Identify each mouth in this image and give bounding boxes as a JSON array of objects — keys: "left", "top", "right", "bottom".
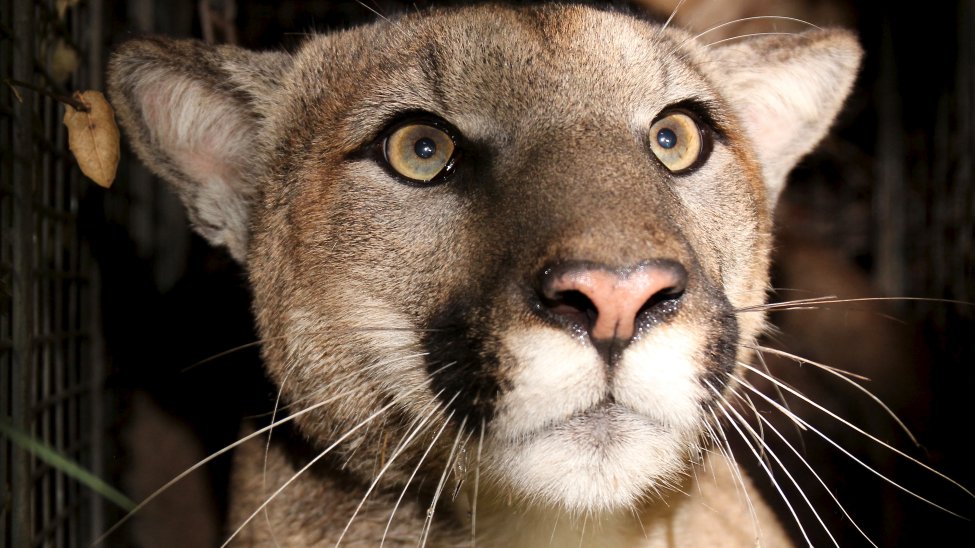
[
  {"left": 505, "top": 399, "right": 665, "bottom": 444},
  {"left": 484, "top": 396, "right": 691, "bottom": 513}
]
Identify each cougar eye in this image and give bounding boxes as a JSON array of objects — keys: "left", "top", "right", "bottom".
[
  {"left": 648, "top": 112, "right": 705, "bottom": 173},
  {"left": 384, "top": 122, "right": 456, "bottom": 183}
]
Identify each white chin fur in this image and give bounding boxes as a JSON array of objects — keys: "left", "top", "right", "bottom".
[
  {"left": 487, "top": 406, "right": 689, "bottom": 512},
  {"left": 487, "top": 325, "right": 706, "bottom": 512}
]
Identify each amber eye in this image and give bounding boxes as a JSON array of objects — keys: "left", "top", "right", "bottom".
[
  {"left": 384, "top": 123, "right": 456, "bottom": 183},
  {"left": 648, "top": 112, "right": 704, "bottom": 173}
]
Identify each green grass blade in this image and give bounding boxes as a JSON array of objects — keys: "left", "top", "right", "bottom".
[{"left": 0, "top": 420, "right": 135, "bottom": 511}]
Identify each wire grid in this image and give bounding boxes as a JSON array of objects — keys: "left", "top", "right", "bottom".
[{"left": 1, "top": 0, "right": 107, "bottom": 546}]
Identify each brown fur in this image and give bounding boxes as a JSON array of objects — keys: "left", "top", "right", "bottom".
[{"left": 108, "top": 3, "right": 861, "bottom": 545}]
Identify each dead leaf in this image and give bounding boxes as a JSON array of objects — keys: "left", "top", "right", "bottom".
[{"left": 63, "top": 91, "right": 120, "bottom": 188}]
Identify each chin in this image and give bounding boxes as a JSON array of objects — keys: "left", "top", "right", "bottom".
[{"left": 485, "top": 404, "right": 696, "bottom": 514}]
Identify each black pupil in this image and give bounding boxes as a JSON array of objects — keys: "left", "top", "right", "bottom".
[
  {"left": 414, "top": 137, "right": 436, "bottom": 159},
  {"left": 657, "top": 128, "right": 677, "bottom": 149}
]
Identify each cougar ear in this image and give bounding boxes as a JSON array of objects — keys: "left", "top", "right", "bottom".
[
  {"left": 706, "top": 30, "right": 862, "bottom": 205},
  {"left": 108, "top": 38, "right": 292, "bottom": 262}
]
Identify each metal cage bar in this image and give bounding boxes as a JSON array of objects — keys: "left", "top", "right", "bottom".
[{"left": 1, "top": 0, "right": 107, "bottom": 546}]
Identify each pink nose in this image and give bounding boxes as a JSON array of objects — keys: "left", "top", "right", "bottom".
[{"left": 539, "top": 261, "right": 687, "bottom": 342}]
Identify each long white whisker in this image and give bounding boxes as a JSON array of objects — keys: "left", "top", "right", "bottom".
[
  {"left": 221, "top": 390, "right": 423, "bottom": 547},
  {"left": 420, "top": 416, "right": 468, "bottom": 547},
  {"left": 738, "top": 296, "right": 974, "bottom": 313},
  {"left": 380, "top": 406, "right": 457, "bottom": 547},
  {"left": 182, "top": 327, "right": 440, "bottom": 374},
  {"left": 733, "top": 380, "right": 770, "bottom": 465},
  {"left": 578, "top": 514, "right": 588, "bottom": 548},
  {"left": 690, "top": 15, "right": 820, "bottom": 43},
  {"left": 262, "top": 362, "right": 298, "bottom": 548},
  {"left": 749, "top": 344, "right": 918, "bottom": 445},
  {"left": 714, "top": 383, "right": 840, "bottom": 547},
  {"left": 702, "top": 32, "right": 796, "bottom": 48},
  {"left": 282, "top": 352, "right": 431, "bottom": 413},
  {"left": 728, "top": 384, "right": 879, "bottom": 547},
  {"left": 335, "top": 391, "right": 452, "bottom": 547},
  {"left": 354, "top": 0, "right": 409, "bottom": 39},
  {"left": 707, "top": 398, "right": 814, "bottom": 546},
  {"left": 548, "top": 508, "right": 562, "bottom": 546},
  {"left": 736, "top": 295, "right": 839, "bottom": 313},
  {"left": 470, "top": 418, "right": 485, "bottom": 547},
  {"left": 749, "top": 344, "right": 870, "bottom": 381},
  {"left": 92, "top": 391, "right": 350, "bottom": 546},
  {"left": 738, "top": 366, "right": 973, "bottom": 514},
  {"left": 660, "top": 0, "right": 689, "bottom": 31},
  {"left": 668, "top": 15, "right": 820, "bottom": 60},
  {"left": 181, "top": 338, "right": 275, "bottom": 372},
  {"left": 701, "top": 410, "right": 760, "bottom": 538},
  {"left": 753, "top": 349, "right": 808, "bottom": 455}
]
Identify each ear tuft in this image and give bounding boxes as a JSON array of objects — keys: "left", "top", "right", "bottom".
[
  {"left": 108, "top": 38, "right": 291, "bottom": 262},
  {"left": 705, "top": 30, "right": 863, "bottom": 204}
]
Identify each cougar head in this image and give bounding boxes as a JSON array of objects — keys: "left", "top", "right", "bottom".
[{"left": 109, "top": 2, "right": 861, "bottom": 516}]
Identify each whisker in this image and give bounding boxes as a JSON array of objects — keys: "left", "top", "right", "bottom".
[
  {"left": 667, "top": 14, "right": 820, "bottom": 61},
  {"left": 689, "top": 15, "right": 820, "bottom": 43},
  {"left": 701, "top": 412, "right": 760, "bottom": 535},
  {"left": 262, "top": 362, "right": 298, "bottom": 548},
  {"left": 335, "top": 392, "right": 450, "bottom": 547},
  {"left": 420, "top": 416, "right": 469, "bottom": 547},
  {"left": 577, "top": 513, "right": 588, "bottom": 548},
  {"left": 91, "top": 392, "right": 349, "bottom": 546},
  {"left": 715, "top": 383, "right": 840, "bottom": 547},
  {"left": 738, "top": 295, "right": 974, "bottom": 314},
  {"left": 753, "top": 349, "right": 808, "bottom": 448},
  {"left": 380, "top": 396, "right": 458, "bottom": 547},
  {"left": 270, "top": 351, "right": 431, "bottom": 415},
  {"left": 180, "top": 326, "right": 442, "bottom": 373},
  {"left": 738, "top": 366, "right": 974, "bottom": 513},
  {"left": 748, "top": 344, "right": 919, "bottom": 444},
  {"left": 748, "top": 343, "right": 870, "bottom": 381},
  {"left": 735, "top": 295, "right": 839, "bottom": 313},
  {"left": 220, "top": 378, "right": 441, "bottom": 547},
  {"left": 728, "top": 384, "right": 879, "bottom": 547},
  {"left": 660, "top": 0, "right": 689, "bottom": 31},
  {"left": 734, "top": 380, "right": 770, "bottom": 465},
  {"left": 470, "top": 418, "right": 485, "bottom": 547},
  {"left": 707, "top": 394, "right": 814, "bottom": 546},
  {"left": 354, "top": 0, "right": 409, "bottom": 39},
  {"left": 181, "top": 338, "right": 272, "bottom": 373},
  {"left": 702, "top": 32, "right": 798, "bottom": 49}
]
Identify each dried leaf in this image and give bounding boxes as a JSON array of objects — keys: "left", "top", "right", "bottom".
[{"left": 63, "top": 91, "right": 120, "bottom": 188}]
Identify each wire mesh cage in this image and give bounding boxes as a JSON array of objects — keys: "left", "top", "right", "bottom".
[{"left": 1, "top": 0, "right": 110, "bottom": 546}]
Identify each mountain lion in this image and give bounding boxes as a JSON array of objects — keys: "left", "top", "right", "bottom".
[{"left": 107, "top": 2, "right": 865, "bottom": 545}]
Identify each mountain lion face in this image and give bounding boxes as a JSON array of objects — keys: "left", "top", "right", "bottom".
[{"left": 109, "top": 2, "right": 861, "bottom": 542}]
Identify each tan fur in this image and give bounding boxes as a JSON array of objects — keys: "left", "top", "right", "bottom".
[{"left": 108, "top": 3, "right": 861, "bottom": 545}]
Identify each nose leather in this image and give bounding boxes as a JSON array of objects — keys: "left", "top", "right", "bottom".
[{"left": 538, "top": 260, "right": 688, "bottom": 367}]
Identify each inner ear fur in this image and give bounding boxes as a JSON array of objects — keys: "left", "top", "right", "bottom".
[
  {"left": 706, "top": 29, "right": 863, "bottom": 205},
  {"left": 108, "top": 38, "right": 292, "bottom": 262}
]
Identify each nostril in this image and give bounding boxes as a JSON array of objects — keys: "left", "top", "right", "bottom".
[
  {"left": 541, "top": 289, "right": 598, "bottom": 331},
  {"left": 636, "top": 284, "right": 683, "bottom": 324}
]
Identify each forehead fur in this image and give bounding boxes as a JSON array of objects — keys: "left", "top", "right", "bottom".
[{"left": 278, "top": 4, "right": 722, "bottom": 151}]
